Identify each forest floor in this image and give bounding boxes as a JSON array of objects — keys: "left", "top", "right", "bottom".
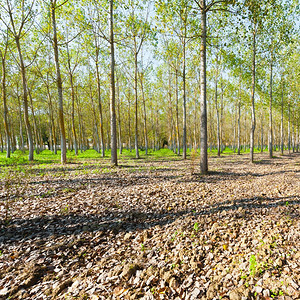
[{"left": 0, "top": 152, "right": 299, "bottom": 300}]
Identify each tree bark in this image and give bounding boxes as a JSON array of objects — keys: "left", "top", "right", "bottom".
[
  {"left": 214, "top": 52, "right": 220, "bottom": 157},
  {"left": 268, "top": 58, "right": 273, "bottom": 158},
  {"left": 182, "top": 37, "right": 187, "bottom": 159},
  {"left": 237, "top": 71, "right": 241, "bottom": 155},
  {"left": 66, "top": 45, "right": 78, "bottom": 156},
  {"left": 15, "top": 36, "right": 34, "bottom": 161},
  {"left": 1, "top": 49, "right": 10, "bottom": 158},
  {"left": 134, "top": 48, "right": 140, "bottom": 159},
  {"left": 110, "top": 0, "right": 118, "bottom": 166},
  {"left": 95, "top": 45, "right": 105, "bottom": 157},
  {"left": 175, "top": 69, "right": 180, "bottom": 155},
  {"left": 17, "top": 94, "right": 24, "bottom": 152},
  {"left": 28, "top": 89, "right": 40, "bottom": 154},
  {"left": 140, "top": 73, "right": 148, "bottom": 155},
  {"left": 288, "top": 99, "right": 291, "bottom": 154},
  {"left": 260, "top": 110, "right": 263, "bottom": 153},
  {"left": 281, "top": 80, "right": 284, "bottom": 155},
  {"left": 199, "top": 0, "right": 208, "bottom": 174},
  {"left": 250, "top": 28, "right": 256, "bottom": 163},
  {"left": 117, "top": 76, "right": 122, "bottom": 155}
]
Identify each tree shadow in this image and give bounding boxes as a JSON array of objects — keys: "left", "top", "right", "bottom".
[{"left": 1, "top": 194, "right": 298, "bottom": 245}]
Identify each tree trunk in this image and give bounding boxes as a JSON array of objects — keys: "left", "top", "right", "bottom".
[
  {"left": 47, "top": 86, "right": 57, "bottom": 154},
  {"left": 292, "top": 110, "right": 295, "bottom": 153},
  {"left": 1, "top": 49, "right": 10, "bottom": 158},
  {"left": 220, "top": 81, "right": 224, "bottom": 152},
  {"left": 182, "top": 38, "right": 187, "bottom": 159},
  {"left": 15, "top": 37, "right": 34, "bottom": 161},
  {"left": 140, "top": 73, "right": 148, "bottom": 155},
  {"left": 28, "top": 89, "right": 40, "bottom": 154},
  {"left": 110, "top": 0, "right": 118, "bottom": 166},
  {"left": 288, "top": 99, "right": 291, "bottom": 154},
  {"left": 67, "top": 46, "right": 78, "bottom": 156},
  {"left": 237, "top": 72, "right": 241, "bottom": 155},
  {"left": 193, "top": 95, "right": 197, "bottom": 150},
  {"left": 90, "top": 87, "right": 100, "bottom": 153},
  {"left": 250, "top": 28, "right": 256, "bottom": 163},
  {"left": 175, "top": 69, "right": 180, "bottom": 155},
  {"left": 233, "top": 101, "right": 237, "bottom": 152},
  {"left": 127, "top": 91, "right": 131, "bottom": 151},
  {"left": 95, "top": 46, "right": 105, "bottom": 157},
  {"left": 281, "top": 80, "right": 284, "bottom": 155},
  {"left": 117, "top": 76, "right": 122, "bottom": 155},
  {"left": 260, "top": 111, "right": 263, "bottom": 153},
  {"left": 244, "top": 109, "right": 247, "bottom": 152},
  {"left": 269, "top": 58, "right": 273, "bottom": 158},
  {"left": 51, "top": 1, "right": 67, "bottom": 164},
  {"left": 18, "top": 95, "right": 24, "bottom": 152},
  {"left": 199, "top": 1, "right": 208, "bottom": 174},
  {"left": 214, "top": 52, "right": 220, "bottom": 157},
  {"left": 134, "top": 48, "right": 139, "bottom": 159}
]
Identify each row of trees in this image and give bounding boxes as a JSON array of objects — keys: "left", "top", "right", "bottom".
[{"left": 0, "top": 0, "right": 299, "bottom": 173}]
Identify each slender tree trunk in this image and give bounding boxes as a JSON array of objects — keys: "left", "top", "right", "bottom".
[
  {"left": 155, "top": 109, "right": 159, "bottom": 150},
  {"left": 237, "top": 72, "right": 241, "bottom": 155},
  {"left": 134, "top": 48, "right": 139, "bottom": 159},
  {"left": 95, "top": 47, "right": 105, "bottom": 157},
  {"left": 214, "top": 52, "right": 220, "bottom": 157},
  {"left": 47, "top": 87, "right": 57, "bottom": 154},
  {"left": 66, "top": 47, "right": 78, "bottom": 156},
  {"left": 110, "top": 0, "right": 117, "bottom": 166},
  {"left": 244, "top": 109, "right": 247, "bottom": 152},
  {"left": 28, "top": 89, "right": 40, "bottom": 154},
  {"left": 140, "top": 73, "right": 148, "bottom": 155},
  {"left": 288, "top": 99, "right": 291, "bottom": 154},
  {"left": 11, "top": 123, "right": 16, "bottom": 153},
  {"left": 233, "top": 101, "right": 237, "bottom": 152},
  {"left": 199, "top": 1, "right": 208, "bottom": 174},
  {"left": 182, "top": 38, "right": 187, "bottom": 159},
  {"left": 90, "top": 87, "right": 100, "bottom": 153},
  {"left": 297, "top": 122, "right": 299, "bottom": 152},
  {"left": 292, "top": 110, "right": 295, "bottom": 153},
  {"left": 1, "top": 49, "right": 10, "bottom": 158},
  {"left": 250, "top": 28, "right": 256, "bottom": 163},
  {"left": 260, "top": 111, "right": 263, "bottom": 153},
  {"left": 167, "top": 68, "right": 175, "bottom": 152},
  {"left": 0, "top": 132, "right": 3, "bottom": 153},
  {"left": 220, "top": 81, "right": 224, "bottom": 152},
  {"left": 175, "top": 69, "right": 180, "bottom": 155},
  {"left": 128, "top": 93, "right": 131, "bottom": 151},
  {"left": 51, "top": 1, "right": 67, "bottom": 164},
  {"left": 117, "top": 76, "right": 122, "bottom": 155},
  {"left": 269, "top": 58, "right": 273, "bottom": 158},
  {"left": 15, "top": 37, "right": 34, "bottom": 161},
  {"left": 17, "top": 95, "right": 24, "bottom": 152},
  {"left": 193, "top": 96, "right": 197, "bottom": 150},
  {"left": 281, "top": 81, "right": 284, "bottom": 155}
]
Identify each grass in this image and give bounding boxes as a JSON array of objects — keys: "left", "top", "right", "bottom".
[{"left": 0, "top": 146, "right": 281, "bottom": 167}]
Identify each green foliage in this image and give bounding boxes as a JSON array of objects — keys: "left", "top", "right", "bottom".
[
  {"left": 249, "top": 254, "right": 257, "bottom": 276},
  {"left": 193, "top": 222, "right": 199, "bottom": 232}
]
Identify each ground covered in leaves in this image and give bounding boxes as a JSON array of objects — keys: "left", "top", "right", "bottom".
[{"left": 0, "top": 152, "right": 299, "bottom": 300}]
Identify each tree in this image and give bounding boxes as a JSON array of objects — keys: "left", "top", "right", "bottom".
[
  {"left": 124, "top": 0, "right": 152, "bottom": 159},
  {"left": 0, "top": 33, "right": 10, "bottom": 158},
  {"left": 192, "top": 0, "right": 236, "bottom": 173},
  {"left": 49, "top": 0, "right": 67, "bottom": 164},
  {"left": 109, "top": 0, "right": 117, "bottom": 166},
  {"left": 0, "top": 0, "right": 36, "bottom": 161}
]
